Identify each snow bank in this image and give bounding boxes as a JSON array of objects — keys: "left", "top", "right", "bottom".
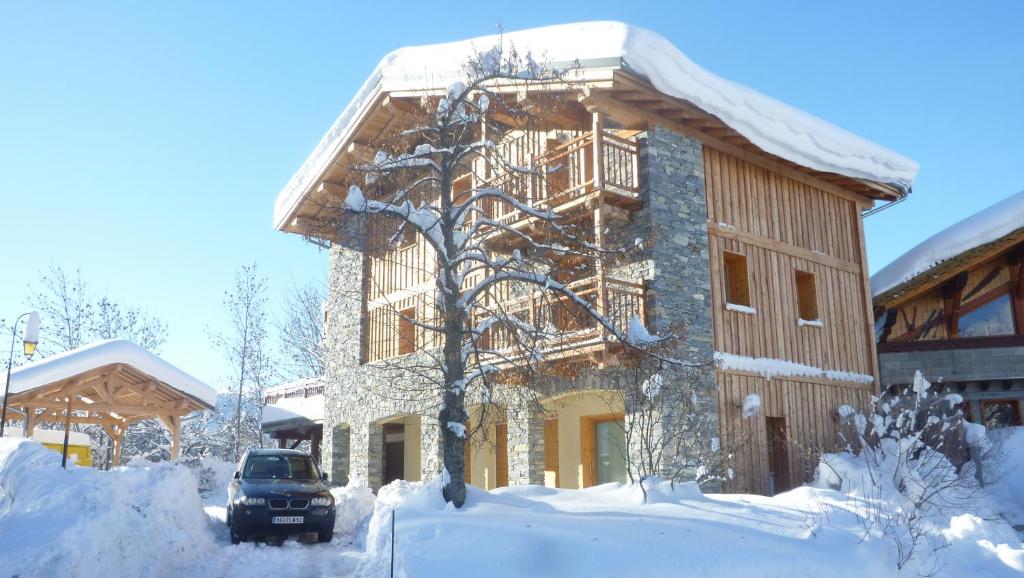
[
  {"left": 7, "top": 339, "right": 217, "bottom": 407},
  {"left": 354, "top": 477, "right": 897, "bottom": 578},
  {"left": 274, "top": 21, "right": 917, "bottom": 230},
  {"left": 330, "top": 477, "right": 377, "bottom": 537},
  {"left": 0, "top": 438, "right": 216, "bottom": 577},
  {"left": 872, "top": 189, "right": 1024, "bottom": 296},
  {"left": 986, "top": 426, "right": 1024, "bottom": 526}
]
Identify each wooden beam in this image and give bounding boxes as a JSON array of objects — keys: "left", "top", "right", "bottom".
[{"left": 581, "top": 92, "right": 876, "bottom": 207}]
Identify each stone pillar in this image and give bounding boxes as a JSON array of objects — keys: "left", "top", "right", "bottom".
[
  {"left": 505, "top": 399, "right": 546, "bottom": 486},
  {"left": 366, "top": 421, "right": 384, "bottom": 490},
  {"left": 321, "top": 424, "right": 350, "bottom": 486},
  {"left": 640, "top": 126, "right": 718, "bottom": 489}
]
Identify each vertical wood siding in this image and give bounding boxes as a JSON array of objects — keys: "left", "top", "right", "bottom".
[{"left": 704, "top": 146, "right": 877, "bottom": 494}]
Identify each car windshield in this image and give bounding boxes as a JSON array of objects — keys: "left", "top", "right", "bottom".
[{"left": 242, "top": 455, "right": 320, "bottom": 480}]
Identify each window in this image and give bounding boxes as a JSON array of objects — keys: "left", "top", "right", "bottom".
[
  {"left": 243, "top": 455, "right": 320, "bottom": 480},
  {"left": 957, "top": 293, "right": 1015, "bottom": 337},
  {"left": 795, "top": 270, "right": 818, "bottom": 321},
  {"left": 581, "top": 414, "right": 626, "bottom": 487},
  {"left": 398, "top": 307, "right": 416, "bottom": 355},
  {"left": 400, "top": 226, "right": 417, "bottom": 248},
  {"left": 595, "top": 419, "right": 627, "bottom": 485},
  {"left": 981, "top": 399, "right": 1021, "bottom": 429},
  {"left": 723, "top": 251, "right": 750, "bottom": 307}
]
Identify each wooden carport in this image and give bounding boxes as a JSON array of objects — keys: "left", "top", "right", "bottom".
[{"left": 4, "top": 340, "right": 217, "bottom": 464}]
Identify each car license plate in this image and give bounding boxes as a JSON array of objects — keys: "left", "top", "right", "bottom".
[{"left": 272, "top": 516, "right": 304, "bottom": 524}]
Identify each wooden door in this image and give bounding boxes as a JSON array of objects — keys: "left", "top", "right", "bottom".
[
  {"left": 496, "top": 423, "right": 509, "bottom": 488},
  {"left": 766, "top": 417, "right": 791, "bottom": 495},
  {"left": 544, "top": 418, "right": 559, "bottom": 487}
]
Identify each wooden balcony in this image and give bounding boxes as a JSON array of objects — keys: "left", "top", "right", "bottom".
[
  {"left": 478, "top": 275, "right": 647, "bottom": 362},
  {"left": 479, "top": 130, "right": 641, "bottom": 235}
]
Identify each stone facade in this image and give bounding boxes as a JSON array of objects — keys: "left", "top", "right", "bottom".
[
  {"left": 879, "top": 346, "right": 1024, "bottom": 424},
  {"left": 318, "top": 125, "right": 718, "bottom": 491}
]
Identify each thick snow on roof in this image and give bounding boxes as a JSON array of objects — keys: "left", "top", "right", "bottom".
[
  {"left": 872, "top": 190, "right": 1024, "bottom": 296},
  {"left": 274, "top": 21, "right": 918, "bottom": 230},
  {"left": 7, "top": 339, "right": 217, "bottom": 408},
  {"left": 261, "top": 394, "right": 324, "bottom": 426}
]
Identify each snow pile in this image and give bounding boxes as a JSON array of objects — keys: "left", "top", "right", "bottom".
[
  {"left": 741, "top": 393, "right": 762, "bottom": 417},
  {"left": 0, "top": 438, "right": 216, "bottom": 577},
  {"left": 261, "top": 394, "right": 324, "bottom": 426},
  {"left": 986, "top": 426, "right": 1024, "bottom": 526},
  {"left": 179, "top": 456, "right": 237, "bottom": 498},
  {"left": 872, "top": 189, "right": 1024, "bottom": 296},
  {"left": 352, "top": 475, "right": 957, "bottom": 578},
  {"left": 330, "top": 477, "right": 377, "bottom": 537},
  {"left": 626, "top": 315, "right": 661, "bottom": 346},
  {"left": 714, "top": 351, "right": 875, "bottom": 384},
  {"left": 275, "top": 21, "right": 917, "bottom": 230},
  {"left": 7, "top": 339, "right": 217, "bottom": 407}
]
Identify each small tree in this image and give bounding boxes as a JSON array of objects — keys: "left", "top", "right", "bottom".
[
  {"left": 210, "top": 264, "right": 276, "bottom": 462},
  {"left": 276, "top": 279, "right": 326, "bottom": 379}
]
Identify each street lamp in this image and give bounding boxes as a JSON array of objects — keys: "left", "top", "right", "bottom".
[{"left": 2, "top": 311, "right": 40, "bottom": 437}]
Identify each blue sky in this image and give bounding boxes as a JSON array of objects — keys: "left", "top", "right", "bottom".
[{"left": 2, "top": 1, "right": 1021, "bottom": 388}]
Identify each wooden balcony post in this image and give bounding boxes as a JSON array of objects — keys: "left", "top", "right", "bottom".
[
  {"left": 594, "top": 197, "right": 609, "bottom": 335},
  {"left": 592, "top": 112, "right": 605, "bottom": 191}
]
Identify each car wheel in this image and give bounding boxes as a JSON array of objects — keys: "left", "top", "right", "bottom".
[{"left": 317, "top": 525, "right": 334, "bottom": 543}]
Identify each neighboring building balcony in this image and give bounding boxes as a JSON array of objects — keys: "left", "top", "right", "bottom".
[{"left": 476, "top": 130, "right": 641, "bottom": 238}]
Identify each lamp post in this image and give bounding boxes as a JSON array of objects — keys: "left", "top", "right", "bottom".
[{"left": 2, "top": 311, "right": 40, "bottom": 437}]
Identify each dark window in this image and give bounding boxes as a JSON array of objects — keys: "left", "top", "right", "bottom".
[
  {"left": 723, "top": 252, "right": 751, "bottom": 307},
  {"left": 982, "top": 399, "right": 1022, "bottom": 429},
  {"left": 795, "top": 270, "right": 818, "bottom": 321},
  {"left": 243, "top": 455, "right": 320, "bottom": 480},
  {"left": 398, "top": 307, "right": 416, "bottom": 355},
  {"left": 958, "top": 293, "right": 1015, "bottom": 337}
]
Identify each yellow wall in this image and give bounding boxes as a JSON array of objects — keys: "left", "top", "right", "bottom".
[
  {"left": 543, "top": 391, "right": 621, "bottom": 489},
  {"left": 403, "top": 416, "right": 422, "bottom": 482},
  {"left": 467, "top": 405, "right": 504, "bottom": 489}
]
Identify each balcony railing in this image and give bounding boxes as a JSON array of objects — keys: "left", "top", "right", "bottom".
[
  {"left": 478, "top": 275, "right": 646, "bottom": 358},
  {"left": 482, "top": 130, "right": 640, "bottom": 230}
]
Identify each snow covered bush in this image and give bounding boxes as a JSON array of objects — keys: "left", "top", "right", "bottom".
[{"left": 817, "top": 371, "right": 992, "bottom": 572}]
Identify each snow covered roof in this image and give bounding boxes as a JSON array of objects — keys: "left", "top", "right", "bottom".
[
  {"left": 273, "top": 21, "right": 918, "bottom": 230},
  {"left": 872, "top": 189, "right": 1024, "bottom": 299},
  {"left": 7, "top": 340, "right": 217, "bottom": 408},
  {"left": 261, "top": 394, "right": 324, "bottom": 430}
]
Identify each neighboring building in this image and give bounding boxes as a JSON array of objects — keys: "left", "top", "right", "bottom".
[
  {"left": 873, "top": 189, "right": 1024, "bottom": 431},
  {"left": 261, "top": 378, "right": 326, "bottom": 458},
  {"left": 272, "top": 23, "right": 918, "bottom": 494}
]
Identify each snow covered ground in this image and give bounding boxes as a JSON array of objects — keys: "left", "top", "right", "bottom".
[{"left": 1, "top": 431, "right": 1021, "bottom": 577}]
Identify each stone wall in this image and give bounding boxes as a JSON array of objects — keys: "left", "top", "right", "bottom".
[
  {"left": 879, "top": 346, "right": 1024, "bottom": 386},
  {"left": 636, "top": 126, "right": 718, "bottom": 486}
]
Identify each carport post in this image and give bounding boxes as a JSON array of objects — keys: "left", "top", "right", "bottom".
[{"left": 61, "top": 395, "right": 73, "bottom": 469}]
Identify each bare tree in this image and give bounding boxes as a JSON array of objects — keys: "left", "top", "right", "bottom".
[
  {"left": 301, "top": 45, "right": 681, "bottom": 507},
  {"left": 25, "top": 265, "right": 168, "bottom": 355},
  {"left": 276, "top": 279, "right": 326, "bottom": 379},
  {"left": 597, "top": 353, "right": 734, "bottom": 502},
  {"left": 211, "top": 263, "right": 276, "bottom": 462}
]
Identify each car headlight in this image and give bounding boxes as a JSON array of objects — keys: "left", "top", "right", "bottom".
[
  {"left": 241, "top": 496, "right": 266, "bottom": 506},
  {"left": 310, "top": 497, "right": 333, "bottom": 507}
]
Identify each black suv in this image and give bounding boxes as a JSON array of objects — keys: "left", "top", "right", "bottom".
[{"left": 227, "top": 448, "right": 335, "bottom": 544}]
